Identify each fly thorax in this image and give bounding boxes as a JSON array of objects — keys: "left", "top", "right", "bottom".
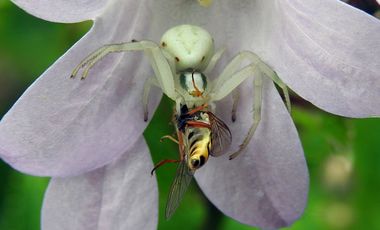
[{"left": 179, "top": 71, "right": 208, "bottom": 98}]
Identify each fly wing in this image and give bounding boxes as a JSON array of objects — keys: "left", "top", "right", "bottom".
[
  {"left": 165, "top": 159, "right": 194, "bottom": 219},
  {"left": 207, "top": 112, "right": 232, "bottom": 157}
]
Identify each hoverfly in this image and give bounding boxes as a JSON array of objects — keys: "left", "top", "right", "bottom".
[{"left": 157, "top": 103, "right": 231, "bottom": 219}]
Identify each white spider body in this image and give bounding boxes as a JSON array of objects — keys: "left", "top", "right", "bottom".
[
  {"left": 160, "top": 25, "right": 214, "bottom": 72},
  {"left": 71, "top": 24, "right": 291, "bottom": 159},
  {"left": 159, "top": 25, "right": 215, "bottom": 110}
]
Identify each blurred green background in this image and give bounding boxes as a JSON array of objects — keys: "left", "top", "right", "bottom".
[{"left": 1, "top": 1, "right": 380, "bottom": 229}]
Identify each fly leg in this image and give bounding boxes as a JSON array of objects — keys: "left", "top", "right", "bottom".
[
  {"left": 151, "top": 131, "right": 185, "bottom": 175},
  {"left": 151, "top": 159, "right": 180, "bottom": 175},
  {"left": 160, "top": 135, "right": 179, "bottom": 144},
  {"left": 186, "top": 121, "right": 211, "bottom": 129},
  {"left": 186, "top": 103, "right": 208, "bottom": 115}
]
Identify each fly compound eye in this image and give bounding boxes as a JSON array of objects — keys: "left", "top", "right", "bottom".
[
  {"left": 191, "top": 158, "right": 200, "bottom": 168},
  {"left": 190, "top": 155, "right": 207, "bottom": 170}
]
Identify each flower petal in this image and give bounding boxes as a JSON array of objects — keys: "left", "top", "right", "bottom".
[
  {"left": 265, "top": 0, "right": 380, "bottom": 117},
  {"left": 195, "top": 78, "right": 309, "bottom": 228},
  {"left": 0, "top": 1, "right": 161, "bottom": 177},
  {"left": 147, "top": 0, "right": 269, "bottom": 47},
  {"left": 12, "top": 0, "right": 109, "bottom": 23},
  {"left": 42, "top": 138, "right": 158, "bottom": 230}
]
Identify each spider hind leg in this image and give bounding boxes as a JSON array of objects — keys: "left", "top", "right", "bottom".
[{"left": 229, "top": 72, "right": 262, "bottom": 160}]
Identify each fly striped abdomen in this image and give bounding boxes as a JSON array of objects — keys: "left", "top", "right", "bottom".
[{"left": 186, "top": 127, "right": 211, "bottom": 170}]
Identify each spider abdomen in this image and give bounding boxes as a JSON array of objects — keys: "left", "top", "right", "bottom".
[{"left": 160, "top": 24, "right": 214, "bottom": 71}]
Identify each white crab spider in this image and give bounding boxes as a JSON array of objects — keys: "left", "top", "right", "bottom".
[{"left": 71, "top": 24, "right": 291, "bottom": 159}]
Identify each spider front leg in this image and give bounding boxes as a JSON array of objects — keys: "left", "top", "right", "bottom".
[
  {"left": 203, "top": 47, "right": 225, "bottom": 74},
  {"left": 71, "top": 40, "right": 178, "bottom": 121},
  {"left": 70, "top": 45, "right": 108, "bottom": 79},
  {"left": 70, "top": 40, "right": 176, "bottom": 100},
  {"left": 143, "top": 77, "right": 160, "bottom": 121},
  {"left": 212, "top": 51, "right": 291, "bottom": 112},
  {"left": 70, "top": 42, "right": 148, "bottom": 80}
]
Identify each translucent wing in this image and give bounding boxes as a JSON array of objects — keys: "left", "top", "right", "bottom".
[
  {"left": 165, "top": 159, "right": 194, "bottom": 219},
  {"left": 207, "top": 112, "right": 232, "bottom": 156}
]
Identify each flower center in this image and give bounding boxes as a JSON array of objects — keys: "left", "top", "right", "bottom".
[{"left": 197, "top": 0, "right": 213, "bottom": 7}]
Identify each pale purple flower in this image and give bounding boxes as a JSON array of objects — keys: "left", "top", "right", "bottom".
[{"left": 1, "top": 0, "right": 379, "bottom": 229}]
